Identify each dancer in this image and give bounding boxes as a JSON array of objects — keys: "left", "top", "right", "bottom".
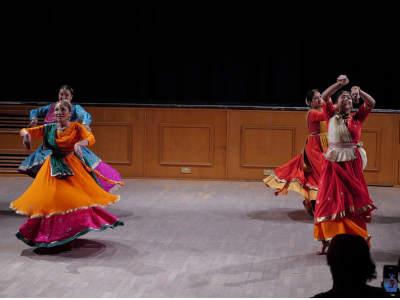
[
  {"left": 10, "top": 100, "right": 123, "bottom": 248},
  {"left": 314, "top": 75, "right": 377, "bottom": 255},
  {"left": 18, "top": 85, "right": 122, "bottom": 193},
  {"left": 264, "top": 89, "right": 328, "bottom": 215}
]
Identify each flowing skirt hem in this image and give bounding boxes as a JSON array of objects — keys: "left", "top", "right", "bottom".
[
  {"left": 263, "top": 174, "right": 318, "bottom": 203},
  {"left": 313, "top": 203, "right": 376, "bottom": 224},
  {"left": 314, "top": 216, "right": 371, "bottom": 246},
  {"left": 15, "top": 220, "right": 124, "bottom": 248},
  {"left": 10, "top": 195, "right": 121, "bottom": 218},
  {"left": 106, "top": 178, "right": 124, "bottom": 195}
]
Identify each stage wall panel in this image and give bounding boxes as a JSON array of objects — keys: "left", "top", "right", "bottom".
[
  {"left": 227, "top": 110, "right": 308, "bottom": 180},
  {"left": 145, "top": 109, "right": 227, "bottom": 179},
  {"left": 360, "top": 114, "right": 395, "bottom": 186},
  {"left": 0, "top": 105, "right": 398, "bottom": 187},
  {"left": 84, "top": 107, "right": 145, "bottom": 178}
]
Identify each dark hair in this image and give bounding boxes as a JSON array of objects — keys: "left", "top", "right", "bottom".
[
  {"left": 54, "top": 100, "right": 72, "bottom": 112},
  {"left": 306, "top": 89, "right": 319, "bottom": 104},
  {"left": 59, "top": 85, "right": 74, "bottom": 95},
  {"left": 335, "top": 90, "right": 351, "bottom": 102},
  {"left": 327, "top": 234, "right": 377, "bottom": 285}
]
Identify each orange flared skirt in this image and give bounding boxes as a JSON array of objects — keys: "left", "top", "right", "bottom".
[{"left": 10, "top": 155, "right": 120, "bottom": 218}]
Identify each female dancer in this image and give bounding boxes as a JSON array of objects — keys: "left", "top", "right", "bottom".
[
  {"left": 264, "top": 89, "right": 328, "bottom": 215},
  {"left": 10, "top": 100, "right": 123, "bottom": 247},
  {"left": 314, "top": 75, "right": 377, "bottom": 255},
  {"left": 18, "top": 85, "right": 122, "bottom": 194}
]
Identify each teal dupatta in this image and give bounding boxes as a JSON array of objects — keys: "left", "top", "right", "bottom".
[
  {"left": 43, "top": 123, "right": 103, "bottom": 188},
  {"left": 44, "top": 124, "right": 74, "bottom": 179}
]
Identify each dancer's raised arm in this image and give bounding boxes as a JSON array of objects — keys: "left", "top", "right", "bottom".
[
  {"left": 321, "top": 75, "right": 349, "bottom": 101},
  {"left": 352, "top": 86, "right": 376, "bottom": 107}
]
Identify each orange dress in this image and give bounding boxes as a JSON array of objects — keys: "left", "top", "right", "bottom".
[
  {"left": 263, "top": 109, "right": 328, "bottom": 206},
  {"left": 10, "top": 123, "right": 124, "bottom": 247}
]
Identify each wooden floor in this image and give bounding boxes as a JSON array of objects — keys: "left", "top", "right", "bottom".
[{"left": 0, "top": 177, "right": 399, "bottom": 298}]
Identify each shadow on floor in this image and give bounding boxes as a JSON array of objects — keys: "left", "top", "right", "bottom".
[
  {"left": 19, "top": 239, "right": 163, "bottom": 275},
  {"left": 247, "top": 208, "right": 313, "bottom": 223},
  {"left": 370, "top": 251, "right": 400, "bottom": 263},
  {"left": 21, "top": 239, "right": 109, "bottom": 258},
  {"left": 372, "top": 215, "right": 400, "bottom": 224},
  {"left": 188, "top": 252, "right": 325, "bottom": 289},
  {"left": 287, "top": 210, "right": 314, "bottom": 223},
  {"left": 106, "top": 207, "right": 136, "bottom": 219}
]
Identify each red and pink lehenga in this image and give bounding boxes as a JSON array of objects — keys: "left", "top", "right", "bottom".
[
  {"left": 10, "top": 123, "right": 124, "bottom": 247},
  {"left": 264, "top": 108, "right": 328, "bottom": 210},
  {"left": 314, "top": 99, "right": 376, "bottom": 244}
]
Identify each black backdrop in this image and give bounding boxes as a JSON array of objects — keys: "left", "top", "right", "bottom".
[{"left": 2, "top": 1, "right": 396, "bottom": 108}]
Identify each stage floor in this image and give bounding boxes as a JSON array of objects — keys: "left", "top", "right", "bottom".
[{"left": 0, "top": 177, "right": 399, "bottom": 298}]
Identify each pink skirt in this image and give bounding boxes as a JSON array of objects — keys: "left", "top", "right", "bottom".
[{"left": 16, "top": 207, "right": 124, "bottom": 247}]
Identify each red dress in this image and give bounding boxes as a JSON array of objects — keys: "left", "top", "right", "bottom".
[
  {"left": 264, "top": 109, "right": 328, "bottom": 205},
  {"left": 314, "top": 99, "right": 377, "bottom": 243}
]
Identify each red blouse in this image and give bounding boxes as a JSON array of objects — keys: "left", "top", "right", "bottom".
[
  {"left": 322, "top": 99, "right": 373, "bottom": 143},
  {"left": 308, "top": 109, "right": 325, "bottom": 135}
]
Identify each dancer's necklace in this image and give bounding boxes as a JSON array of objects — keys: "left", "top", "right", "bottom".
[{"left": 57, "top": 122, "right": 70, "bottom": 133}]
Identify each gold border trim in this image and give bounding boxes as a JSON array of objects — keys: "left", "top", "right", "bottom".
[
  {"left": 10, "top": 196, "right": 121, "bottom": 219},
  {"left": 18, "top": 156, "right": 49, "bottom": 170},
  {"left": 314, "top": 203, "right": 377, "bottom": 223},
  {"left": 322, "top": 98, "right": 331, "bottom": 105},
  {"left": 271, "top": 173, "right": 318, "bottom": 191},
  {"left": 364, "top": 102, "right": 373, "bottom": 110},
  {"left": 355, "top": 204, "right": 376, "bottom": 214},
  {"left": 315, "top": 234, "right": 371, "bottom": 243}
]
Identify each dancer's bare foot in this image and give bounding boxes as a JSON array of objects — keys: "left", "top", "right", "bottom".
[
  {"left": 303, "top": 200, "right": 314, "bottom": 216},
  {"left": 316, "top": 241, "right": 329, "bottom": 255}
]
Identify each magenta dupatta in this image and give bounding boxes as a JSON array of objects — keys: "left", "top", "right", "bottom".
[{"left": 44, "top": 104, "right": 57, "bottom": 124}]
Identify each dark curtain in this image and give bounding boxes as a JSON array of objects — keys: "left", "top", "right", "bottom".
[{"left": 2, "top": 1, "right": 395, "bottom": 108}]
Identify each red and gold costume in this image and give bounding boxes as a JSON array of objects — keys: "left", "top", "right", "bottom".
[
  {"left": 314, "top": 99, "right": 376, "bottom": 244},
  {"left": 264, "top": 109, "right": 328, "bottom": 206}
]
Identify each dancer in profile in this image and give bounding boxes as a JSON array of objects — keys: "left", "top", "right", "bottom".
[
  {"left": 264, "top": 89, "right": 328, "bottom": 215},
  {"left": 314, "top": 75, "right": 377, "bottom": 255},
  {"left": 10, "top": 100, "right": 123, "bottom": 248},
  {"left": 18, "top": 85, "right": 122, "bottom": 193}
]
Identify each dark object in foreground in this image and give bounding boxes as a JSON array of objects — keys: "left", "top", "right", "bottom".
[{"left": 313, "top": 234, "right": 389, "bottom": 298}]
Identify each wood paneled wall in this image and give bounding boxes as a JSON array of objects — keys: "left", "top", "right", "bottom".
[{"left": 1, "top": 105, "right": 399, "bottom": 186}]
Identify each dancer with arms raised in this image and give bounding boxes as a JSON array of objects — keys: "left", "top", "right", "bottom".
[{"left": 314, "top": 75, "right": 377, "bottom": 255}]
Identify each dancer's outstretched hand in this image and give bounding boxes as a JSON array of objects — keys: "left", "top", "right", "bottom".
[
  {"left": 22, "top": 132, "right": 31, "bottom": 151},
  {"left": 83, "top": 124, "right": 92, "bottom": 132},
  {"left": 27, "top": 119, "right": 38, "bottom": 128},
  {"left": 74, "top": 143, "right": 83, "bottom": 159}
]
